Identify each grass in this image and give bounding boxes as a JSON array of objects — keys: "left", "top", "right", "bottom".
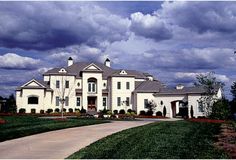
[
  {"left": 0, "top": 115, "right": 108, "bottom": 142},
  {"left": 68, "top": 121, "right": 229, "bottom": 159}
]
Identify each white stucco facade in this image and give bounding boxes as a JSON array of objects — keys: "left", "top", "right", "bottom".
[{"left": 16, "top": 58, "right": 222, "bottom": 118}]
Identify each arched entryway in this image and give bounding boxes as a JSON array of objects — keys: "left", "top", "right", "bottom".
[{"left": 171, "top": 100, "right": 188, "bottom": 118}]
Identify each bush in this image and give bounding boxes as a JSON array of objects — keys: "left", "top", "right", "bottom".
[
  {"left": 139, "top": 110, "right": 146, "bottom": 115},
  {"left": 156, "top": 111, "right": 162, "bottom": 116},
  {"left": 163, "top": 106, "right": 167, "bottom": 117},
  {"left": 107, "top": 110, "right": 112, "bottom": 115},
  {"left": 130, "top": 111, "right": 136, "bottom": 116},
  {"left": 127, "top": 109, "right": 132, "bottom": 113},
  {"left": 146, "top": 110, "right": 153, "bottom": 116},
  {"left": 209, "top": 99, "right": 230, "bottom": 120},
  {"left": 75, "top": 108, "right": 80, "bottom": 112},
  {"left": 102, "top": 108, "right": 108, "bottom": 114},
  {"left": 119, "top": 109, "right": 125, "bottom": 114},
  {"left": 46, "top": 108, "right": 53, "bottom": 114},
  {"left": 55, "top": 108, "right": 60, "bottom": 113},
  {"left": 31, "top": 108, "right": 36, "bottom": 114},
  {"left": 69, "top": 108, "right": 73, "bottom": 113},
  {"left": 80, "top": 106, "right": 86, "bottom": 114},
  {"left": 113, "top": 110, "right": 118, "bottom": 114},
  {"left": 40, "top": 109, "right": 44, "bottom": 114},
  {"left": 19, "top": 108, "right": 26, "bottom": 114},
  {"left": 63, "top": 108, "right": 66, "bottom": 112}
]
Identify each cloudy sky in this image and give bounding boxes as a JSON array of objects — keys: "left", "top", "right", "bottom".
[{"left": 0, "top": 1, "right": 236, "bottom": 98}]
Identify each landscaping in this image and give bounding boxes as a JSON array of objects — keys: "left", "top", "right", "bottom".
[
  {"left": 0, "top": 115, "right": 108, "bottom": 142},
  {"left": 67, "top": 120, "right": 229, "bottom": 159}
]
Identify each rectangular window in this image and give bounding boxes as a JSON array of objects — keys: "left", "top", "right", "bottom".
[
  {"left": 88, "top": 82, "right": 96, "bottom": 93},
  {"left": 103, "top": 97, "right": 107, "bottom": 107},
  {"left": 65, "top": 81, "right": 69, "bottom": 88},
  {"left": 117, "top": 82, "right": 121, "bottom": 89},
  {"left": 56, "top": 80, "right": 60, "bottom": 88},
  {"left": 117, "top": 97, "right": 121, "bottom": 106},
  {"left": 65, "top": 96, "right": 69, "bottom": 106},
  {"left": 126, "top": 82, "right": 130, "bottom": 90},
  {"left": 144, "top": 99, "right": 148, "bottom": 108},
  {"left": 126, "top": 97, "right": 130, "bottom": 106},
  {"left": 76, "top": 97, "right": 80, "bottom": 106},
  {"left": 56, "top": 96, "right": 60, "bottom": 106},
  {"left": 198, "top": 102, "right": 204, "bottom": 112}
]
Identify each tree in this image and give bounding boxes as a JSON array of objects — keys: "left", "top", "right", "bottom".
[
  {"left": 231, "top": 81, "right": 236, "bottom": 100},
  {"left": 194, "top": 72, "right": 224, "bottom": 117},
  {"left": 145, "top": 100, "right": 157, "bottom": 116}
]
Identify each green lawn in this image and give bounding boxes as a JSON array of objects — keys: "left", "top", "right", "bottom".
[
  {"left": 68, "top": 121, "right": 229, "bottom": 159},
  {"left": 0, "top": 115, "right": 108, "bottom": 142}
]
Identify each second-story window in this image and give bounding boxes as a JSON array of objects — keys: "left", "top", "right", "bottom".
[
  {"left": 126, "top": 82, "right": 130, "bottom": 90},
  {"left": 88, "top": 82, "right": 96, "bottom": 93},
  {"left": 56, "top": 80, "right": 60, "bottom": 88},
  {"left": 65, "top": 81, "right": 69, "bottom": 88},
  {"left": 117, "top": 82, "right": 121, "bottom": 89}
]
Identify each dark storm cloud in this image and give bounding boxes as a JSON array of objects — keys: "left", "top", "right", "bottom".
[
  {"left": 161, "top": 1, "right": 236, "bottom": 34},
  {"left": 0, "top": 2, "right": 130, "bottom": 50}
]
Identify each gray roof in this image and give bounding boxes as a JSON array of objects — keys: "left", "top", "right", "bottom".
[
  {"left": 154, "top": 85, "right": 220, "bottom": 95},
  {"left": 134, "top": 80, "right": 164, "bottom": 93},
  {"left": 44, "top": 62, "right": 149, "bottom": 79}
]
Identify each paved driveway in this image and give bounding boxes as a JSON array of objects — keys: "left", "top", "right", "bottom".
[{"left": 0, "top": 121, "right": 152, "bottom": 159}]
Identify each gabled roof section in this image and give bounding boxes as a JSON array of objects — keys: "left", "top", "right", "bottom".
[
  {"left": 17, "top": 79, "right": 52, "bottom": 91},
  {"left": 83, "top": 63, "right": 102, "bottom": 71}
]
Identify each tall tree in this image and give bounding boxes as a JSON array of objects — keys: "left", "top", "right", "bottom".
[
  {"left": 230, "top": 81, "right": 236, "bottom": 100},
  {"left": 194, "top": 72, "right": 224, "bottom": 117}
]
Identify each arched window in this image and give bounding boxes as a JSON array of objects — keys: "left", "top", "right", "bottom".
[
  {"left": 88, "top": 78, "right": 97, "bottom": 93},
  {"left": 28, "top": 96, "right": 38, "bottom": 104}
]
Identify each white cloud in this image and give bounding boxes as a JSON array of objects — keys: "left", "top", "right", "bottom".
[{"left": 0, "top": 53, "right": 40, "bottom": 69}]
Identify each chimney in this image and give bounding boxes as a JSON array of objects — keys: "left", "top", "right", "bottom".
[
  {"left": 68, "top": 57, "right": 73, "bottom": 66},
  {"left": 176, "top": 84, "right": 184, "bottom": 90},
  {"left": 104, "top": 58, "right": 111, "bottom": 67}
]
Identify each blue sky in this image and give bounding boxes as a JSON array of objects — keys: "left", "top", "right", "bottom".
[{"left": 0, "top": 1, "right": 235, "bottom": 98}]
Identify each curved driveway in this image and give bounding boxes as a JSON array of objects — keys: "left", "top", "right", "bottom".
[{"left": 0, "top": 121, "right": 152, "bottom": 159}]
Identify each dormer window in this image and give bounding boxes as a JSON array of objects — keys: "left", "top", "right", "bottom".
[
  {"left": 59, "top": 68, "right": 67, "bottom": 73},
  {"left": 120, "top": 70, "right": 127, "bottom": 75}
]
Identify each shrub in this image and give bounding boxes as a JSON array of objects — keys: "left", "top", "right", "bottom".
[
  {"left": 107, "top": 110, "right": 112, "bottom": 115},
  {"left": 19, "top": 108, "right": 26, "bottom": 114},
  {"left": 156, "top": 111, "right": 162, "bottom": 116},
  {"left": 102, "top": 108, "right": 108, "bottom": 114},
  {"left": 31, "top": 108, "right": 36, "bottom": 114},
  {"left": 55, "top": 108, "right": 60, "bottom": 113},
  {"left": 69, "top": 108, "right": 73, "bottom": 113},
  {"left": 163, "top": 106, "right": 167, "bottom": 117},
  {"left": 130, "top": 111, "right": 136, "bottom": 116},
  {"left": 75, "top": 108, "right": 80, "bottom": 112},
  {"left": 113, "top": 110, "right": 118, "bottom": 114},
  {"left": 139, "top": 110, "right": 146, "bottom": 115},
  {"left": 146, "top": 110, "right": 154, "bottom": 116},
  {"left": 80, "top": 106, "right": 86, "bottom": 114},
  {"left": 46, "top": 108, "right": 53, "bottom": 114},
  {"left": 209, "top": 99, "right": 230, "bottom": 120},
  {"left": 127, "top": 109, "right": 132, "bottom": 113},
  {"left": 119, "top": 109, "right": 125, "bottom": 114},
  {"left": 40, "top": 109, "right": 45, "bottom": 114},
  {"left": 63, "top": 108, "right": 66, "bottom": 112},
  {"left": 190, "top": 105, "right": 194, "bottom": 118}
]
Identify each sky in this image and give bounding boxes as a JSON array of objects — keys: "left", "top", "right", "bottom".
[{"left": 0, "top": 1, "right": 236, "bottom": 98}]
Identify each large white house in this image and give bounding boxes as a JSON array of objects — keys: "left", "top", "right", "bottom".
[{"left": 16, "top": 57, "right": 222, "bottom": 118}]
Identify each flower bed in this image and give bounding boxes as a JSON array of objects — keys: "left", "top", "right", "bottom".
[
  {"left": 188, "top": 118, "right": 225, "bottom": 123},
  {"left": 0, "top": 118, "right": 6, "bottom": 124},
  {"left": 135, "top": 115, "right": 169, "bottom": 119}
]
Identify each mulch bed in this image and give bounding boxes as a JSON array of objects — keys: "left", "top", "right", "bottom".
[
  {"left": 188, "top": 118, "right": 225, "bottom": 123},
  {"left": 215, "top": 123, "right": 236, "bottom": 158},
  {"left": 135, "top": 115, "right": 169, "bottom": 119}
]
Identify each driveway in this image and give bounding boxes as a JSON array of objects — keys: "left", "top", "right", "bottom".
[{"left": 0, "top": 121, "right": 152, "bottom": 159}]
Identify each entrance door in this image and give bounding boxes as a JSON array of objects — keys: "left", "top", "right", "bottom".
[
  {"left": 88, "top": 97, "right": 96, "bottom": 111},
  {"left": 171, "top": 101, "right": 176, "bottom": 118}
]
